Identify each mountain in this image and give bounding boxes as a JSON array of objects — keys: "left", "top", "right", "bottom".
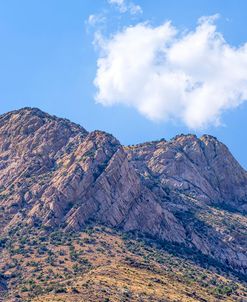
[
  {"left": 0, "top": 108, "right": 184, "bottom": 241},
  {"left": 0, "top": 108, "right": 246, "bottom": 301},
  {"left": 126, "top": 135, "right": 247, "bottom": 271},
  {"left": 126, "top": 135, "right": 247, "bottom": 211}
]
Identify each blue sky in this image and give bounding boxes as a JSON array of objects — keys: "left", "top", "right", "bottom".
[{"left": 1, "top": 0, "right": 247, "bottom": 168}]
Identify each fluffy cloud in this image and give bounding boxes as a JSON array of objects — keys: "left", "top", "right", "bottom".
[
  {"left": 108, "top": 0, "right": 142, "bottom": 15},
  {"left": 94, "top": 15, "right": 247, "bottom": 129}
]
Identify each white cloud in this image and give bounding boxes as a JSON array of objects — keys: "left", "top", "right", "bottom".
[
  {"left": 86, "top": 14, "right": 106, "bottom": 27},
  {"left": 94, "top": 15, "right": 247, "bottom": 129},
  {"left": 108, "top": 0, "right": 142, "bottom": 15}
]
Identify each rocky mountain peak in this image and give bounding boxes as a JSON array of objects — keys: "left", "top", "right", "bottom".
[
  {"left": 127, "top": 133, "right": 247, "bottom": 209},
  {"left": 0, "top": 108, "right": 246, "bottom": 274}
]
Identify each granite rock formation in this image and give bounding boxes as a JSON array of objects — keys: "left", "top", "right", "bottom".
[{"left": 0, "top": 108, "right": 246, "bottom": 274}]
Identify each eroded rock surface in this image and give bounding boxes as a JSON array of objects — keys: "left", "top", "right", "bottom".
[
  {"left": 126, "top": 134, "right": 247, "bottom": 211},
  {"left": 0, "top": 108, "right": 246, "bottom": 274}
]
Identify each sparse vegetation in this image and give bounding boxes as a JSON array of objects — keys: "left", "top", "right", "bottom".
[{"left": 0, "top": 226, "right": 246, "bottom": 302}]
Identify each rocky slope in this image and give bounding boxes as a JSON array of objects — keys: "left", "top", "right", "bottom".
[
  {"left": 126, "top": 136, "right": 247, "bottom": 274},
  {"left": 0, "top": 108, "right": 184, "bottom": 244},
  {"left": 126, "top": 135, "right": 247, "bottom": 212},
  {"left": 0, "top": 108, "right": 246, "bottom": 279}
]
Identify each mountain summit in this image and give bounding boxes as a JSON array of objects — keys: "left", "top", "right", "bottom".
[{"left": 0, "top": 108, "right": 246, "bottom": 295}]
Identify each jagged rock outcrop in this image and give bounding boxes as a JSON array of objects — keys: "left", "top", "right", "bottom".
[
  {"left": 126, "top": 135, "right": 247, "bottom": 272},
  {"left": 0, "top": 108, "right": 185, "bottom": 244},
  {"left": 126, "top": 134, "right": 247, "bottom": 212},
  {"left": 0, "top": 108, "right": 246, "bottom": 274}
]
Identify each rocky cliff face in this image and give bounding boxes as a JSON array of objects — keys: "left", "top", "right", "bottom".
[
  {"left": 126, "top": 136, "right": 247, "bottom": 273},
  {"left": 126, "top": 134, "right": 247, "bottom": 212},
  {"left": 0, "top": 108, "right": 246, "bottom": 274},
  {"left": 0, "top": 108, "right": 185, "bottom": 243}
]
